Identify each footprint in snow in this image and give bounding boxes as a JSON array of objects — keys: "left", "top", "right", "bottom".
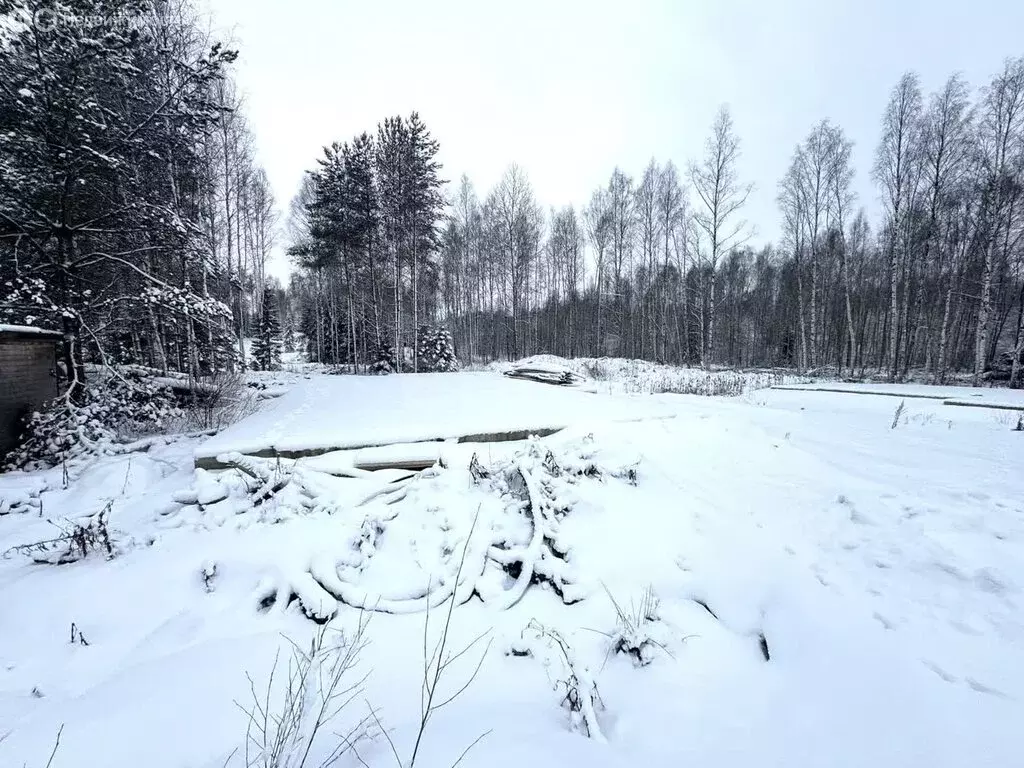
[
  {"left": 837, "top": 495, "right": 873, "bottom": 525},
  {"left": 973, "top": 567, "right": 1012, "bottom": 595},
  {"left": 966, "top": 678, "right": 1010, "bottom": 699},
  {"left": 931, "top": 559, "right": 968, "bottom": 582},
  {"left": 872, "top": 611, "right": 895, "bottom": 630},
  {"left": 948, "top": 618, "right": 985, "bottom": 636},
  {"left": 923, "top": 660, "right": 958, "bottom": 684}
]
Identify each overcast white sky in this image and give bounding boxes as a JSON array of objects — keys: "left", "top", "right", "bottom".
[{"left": 201, "top": 0, "right": 1024, "bottom": 282}]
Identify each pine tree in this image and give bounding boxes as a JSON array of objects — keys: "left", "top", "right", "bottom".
[
  {"left": 406, "top": 113, "right": 445, "bottom": 370},
  {"left": 252, "top": 288, "right": 282, "bottom": 370}
]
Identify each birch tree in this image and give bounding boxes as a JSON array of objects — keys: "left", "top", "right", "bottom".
[
  {"left": 873, "top": 72, "right": 924, "bottom": 380},
  {"left": 689, "top": 106, "right": 753, "bottom": 365}
]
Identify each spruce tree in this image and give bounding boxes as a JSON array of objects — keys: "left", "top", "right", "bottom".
[
  {"left": 369, "top": 339, "right": 397, "bottom": 374},
  {"left": 252, "top": 288, "right": 282, "bottom": 370},
  {"left": 416, "top": 325, "right": 459, "bottom": 372},
  {"left": 406, "top": 113, "right": 445, "bottom": 370}
]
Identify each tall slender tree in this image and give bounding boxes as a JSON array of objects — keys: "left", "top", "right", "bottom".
[{"left": 689, "top": 106, "right": 753, "bottom": 365}]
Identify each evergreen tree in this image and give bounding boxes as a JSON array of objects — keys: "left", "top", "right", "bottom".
[
  {"left": 416, "top": 325, "right": 459, "bottom": 372},
  {"left": 406, "top": 112, "right": 445, "bottom": 370},
  {"left": 369, "top": 339, "right": 397, "bottom": 374},
  {"left": 252, "top": 288, "right": 282, "bottom": 370},
  {"left": 0, "top": 0, "right": 241, "bottom": 395},
  {"left": 282, "top": 315, "right": 296, "bottom": 353}
]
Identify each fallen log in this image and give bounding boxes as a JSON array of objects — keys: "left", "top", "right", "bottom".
[
  {"left": 503, "top": 367, "right": 587, "bottom": 386},
  {"left": 194, "top": 427, "right": 566, "bottom": 471}
]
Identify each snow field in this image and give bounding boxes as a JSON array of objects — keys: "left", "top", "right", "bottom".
[
  {"left": 1, "top": 372, "right": 1022, "bottom": 767},
  {"left": 194, "top": 372, "right": 675, "bottom": 461}
]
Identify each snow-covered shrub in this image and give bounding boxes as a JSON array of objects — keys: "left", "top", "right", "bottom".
[
  {"left": 184, "top": 369, "right": 252, "bottom": 431},
  {"left": 512, "top": 620, "right": 606, "bottom": 742},
  {"left": 603, "top": 585, "right": 666, "bottom": 667},
  {"left": 368, "top": 339, "right": 397, "bottom": 374},
  {"left": 201, "top": 561, "right": 218, "bottom": 593},
  {"left": 5, "top": 370, "right": 182, "bottom": 470},
  {"left": 237, "top": 617, "right": 372, "bottom": 768},
  {"left": 890, "top": 399, "right": 906, "bottom": 429},
  {"left": 4, "top": 503, "right": 115, "bottom": 564},
  {"left": 416, "top": 325, "right": 459, "bottom": 372}
]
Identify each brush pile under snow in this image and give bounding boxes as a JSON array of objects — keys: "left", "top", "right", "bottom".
[{"left": 164, "top": 436, "right": 639, "bottom": 621}]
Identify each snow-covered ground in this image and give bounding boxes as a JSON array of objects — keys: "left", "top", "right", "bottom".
[
  {"left": 777, "top": 380, "right": 1024, "bottom": 409},
  {"left": 1, "top": 370, "right": 1022, "bottom": 767},
  {"left": 196, "top": 372, "right": 674, "bottom": 461}
]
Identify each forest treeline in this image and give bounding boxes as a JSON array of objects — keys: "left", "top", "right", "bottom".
[
  {"left": 3, "top": 0, "right": 1023, "bottom": 389},
  {"left": 290, "top": 66, "right": 1024, "bottom": 385}
]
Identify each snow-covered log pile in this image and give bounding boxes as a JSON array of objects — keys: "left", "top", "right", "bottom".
[
  {"left": 168, "top": 452, "right": 417, "bottom": 526},
  {"left": 166, "top": 436, "right": 638, "bottom": 621},
  {"left": 502, "top": 362, "right": 588, "bottom": 387}
]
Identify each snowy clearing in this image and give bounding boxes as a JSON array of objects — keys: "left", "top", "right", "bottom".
[
  {"left": 775, "top": 381, "right": 1024, "bottom": 411},
  {"left": 1, "top": 372, "right": 1022, "bottom": 768},
  {"left": 194, "top": 372, "right": 675, "bottom": 465}
]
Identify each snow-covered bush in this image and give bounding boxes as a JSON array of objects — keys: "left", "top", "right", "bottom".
[
  {"left": 237, "top": 618, "right": 372, "bottom": 768},
  {"left": 368, "top": 339, "right": 397, "bottom": 374},
  {"left": 416, "top": 325, "right": 459, "bottom": 372},
  {"left": 5, "top": 369, "right": 182, "bottom": 470},
  {"left": 603, "top": 585, "right": 666, "bottom": 667},
  {"left": 891, "top": 399, "right": 907, "bottom": 429},
  {"left": 473, "top": 438, "right": 625, "bottom": 608},
  {"left": 184, "top": 369, "right": 253, "bottom": 431},
  {"left": 511, "top": 621, "right": 606, "bottom": 742},
  {"left": 4, "top": 503, "right": 115, "bottom": 564}
]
